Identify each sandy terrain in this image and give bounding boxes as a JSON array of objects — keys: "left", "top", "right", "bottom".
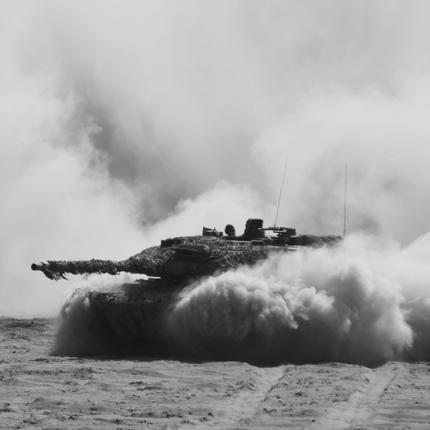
[{"left": 1, "top": 317, "right": 429, "bottom": 430}]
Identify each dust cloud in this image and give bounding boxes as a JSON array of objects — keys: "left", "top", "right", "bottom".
[
  {"left": 167, "top": 234, "right": 430, "bottom": 365},
  {"left": 1, "top": 0, "right": 430, "bottom": 357}
]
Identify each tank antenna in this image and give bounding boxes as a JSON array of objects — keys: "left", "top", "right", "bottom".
[
  {"left": 274, "top": 158, "right": 288, "bottom": 227},
  {"left": 343, "top": 163, "right": 348, "bottom": 237}
]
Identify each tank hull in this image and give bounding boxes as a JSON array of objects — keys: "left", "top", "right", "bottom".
[{"left": 53, "top": 279, "right": 182, "bottom": 357}]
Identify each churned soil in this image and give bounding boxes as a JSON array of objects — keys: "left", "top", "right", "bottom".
[{"left": 1, "top": 317, "right": 429, "bottom": 429}]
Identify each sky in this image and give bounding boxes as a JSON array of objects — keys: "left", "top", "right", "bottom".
[{"left": 1, "top": 0, "right": 430, "bottom": 316}]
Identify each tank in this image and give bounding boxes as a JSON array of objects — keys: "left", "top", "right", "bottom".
[
  {"left": 32, "top": 219, "right": 341, "bottom": 357},
  {"left": 31, "top": 219, "right": 340, "bottom": 281}
]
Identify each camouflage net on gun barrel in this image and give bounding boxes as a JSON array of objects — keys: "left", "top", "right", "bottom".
[{"left": 31, "top": 260, "right": 127, "bottom": 280}]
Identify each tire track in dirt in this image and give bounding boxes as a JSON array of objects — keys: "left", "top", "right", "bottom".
[
  {"left": 312, "top": 362, "right": 398, "bottom": 430},
  {"left": 180, "top": 365, "right": 285, "bottom": 429}
]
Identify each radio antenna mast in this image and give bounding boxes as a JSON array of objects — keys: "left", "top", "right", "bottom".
[
  {"left": 273, "top": 158, "right": 288, "bottom": 227},
  {"left": 343, "top": 163, "right": 348, "bottom": 237}
]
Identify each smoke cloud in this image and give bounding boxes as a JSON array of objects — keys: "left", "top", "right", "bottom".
[
  {"left": 167, "top": 234, "right": 430, "bottom": 365},
  {"left": 2, "top": 0, "right": 430, "bottom": 337}
]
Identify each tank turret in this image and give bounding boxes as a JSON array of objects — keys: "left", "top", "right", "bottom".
[{"left": 32, "top": 218, "right": 341, "bottom": 281}]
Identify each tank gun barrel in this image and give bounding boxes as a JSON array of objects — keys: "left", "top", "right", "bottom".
[
  {"left": 31, "top": 259, "right": 133, "bottom": 280},
  {"left": 30, "top": 252, "right": 167, "bottom": 280}
]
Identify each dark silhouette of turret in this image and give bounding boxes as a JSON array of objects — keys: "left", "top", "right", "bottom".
[{"left": 32, "top": 218, "right": 341, "bottom": 282}]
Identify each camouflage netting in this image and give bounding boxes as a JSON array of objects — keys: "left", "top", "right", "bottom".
[{"left": 32, "top": 234, "right": 341, "bottom": 282}]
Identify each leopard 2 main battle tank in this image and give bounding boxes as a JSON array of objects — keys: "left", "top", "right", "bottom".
[{"left": 31, "top": 219, "right": 341, "bottom": 358}]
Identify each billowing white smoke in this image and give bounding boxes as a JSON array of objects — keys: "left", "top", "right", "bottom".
[
  {"left": 167, "top": 235, "right": 430, "bottom": 365},
  {"left": 0, "top": 2, "right": 268, "bottom": 315},
  {"left": 0, "top": 4, "right": 146, "bottom": 315},
  {"left": 2, "top": 0, "right": 430, "bottom": 319}
]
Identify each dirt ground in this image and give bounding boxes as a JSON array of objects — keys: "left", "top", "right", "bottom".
[{"left": 1, "top": 318, "right": 429, "bottom": 430}]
